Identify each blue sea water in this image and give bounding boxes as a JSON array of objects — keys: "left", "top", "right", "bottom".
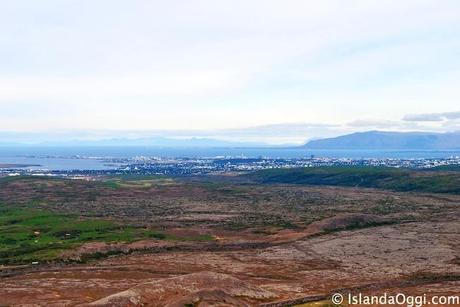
[{"left": 0, "top": 146, "right": 459, "bottom": 171}]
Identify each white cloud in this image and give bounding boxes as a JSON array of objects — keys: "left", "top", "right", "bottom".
[
  {"left": 0, "top": 1, "right": 459, "bottom": 133},
  {"left": 403, "top": 111, "right": 460, "bottom": 122}
]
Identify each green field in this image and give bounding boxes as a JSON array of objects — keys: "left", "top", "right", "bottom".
[
  {"left": 101, "top": 174, "right": 175, "bottom": 189},
  {"left": 0, "top": 205, "right": 212, "bottom": 265},
  {"left": 246, "top": 166, "right": 460, "bottom": 194}
]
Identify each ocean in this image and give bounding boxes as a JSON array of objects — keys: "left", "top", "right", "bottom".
[{"left": 0, "top": 146, "right": 459, "bottom": 171}]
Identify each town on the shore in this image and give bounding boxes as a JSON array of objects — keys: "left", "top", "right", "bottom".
[{"left": 1, "top": 155, "right": 460, "bottom": 178}]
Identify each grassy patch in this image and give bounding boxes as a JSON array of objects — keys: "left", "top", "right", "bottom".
[
  {"left": 0, "top": 205, "right": 198, "bottom": 265},
  {"left": 101, "top": 175, "right": 174, "bottom": 189},
  {"left": 171, "top": 234, "right": 214, "bottom": 242},
  {"left": 322, "top": 220, "right": 394, "bottom": 234},
  {"left": 246, "top": 166, "right": 460, "bottom": 194},
  {"left": 428, "top": 164, "right": 460, "bottom": 171}
]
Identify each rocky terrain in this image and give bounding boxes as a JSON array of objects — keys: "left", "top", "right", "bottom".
[{"left": 0, "top": 175, "right": 459, "bottom": 306}]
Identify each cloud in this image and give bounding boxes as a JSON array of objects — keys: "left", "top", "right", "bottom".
[
  {"left": 403, "top": 111, "right": 460, "bottom": 122},
  {"left": 1, "top": 116, "right": 459, "bottom": 146},
  {"left": 1, "top": 1, "right": 460, "bottom": 132},
  {"left": 207, "top": 123, "right": 344, "bottom": 144},
  {"left": 144, "top": 123, "right": 345, "bottom": 144},
  {"left": 346, "top": 119, "right": 429, "bottom": 131},
  {"left": 0, "top": 123, "right": 345, "bottom": 145},
  {"left": 347, "top": 119, "right": 403, "bottom": 128},
  {"left": 216, "top": 123, "right": 339, "bottom": 136},
  {"left": 345, "top": 117, "right": 460, "bottom": 134}
]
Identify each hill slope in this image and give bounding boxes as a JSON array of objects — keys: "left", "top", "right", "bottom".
[
  {"left": 305, "top": 131, "right": 460, "bottom": 150},
  {"left": 245, "top": 167, "right": 460, "bottom": 194}
]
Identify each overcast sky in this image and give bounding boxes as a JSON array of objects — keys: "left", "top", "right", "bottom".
[{"left": 1, "top": 1, "right": 460, "bottom": 143}]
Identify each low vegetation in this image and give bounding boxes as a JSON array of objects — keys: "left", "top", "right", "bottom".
[
  {"left": 101, "top": 174, "right": 174, "bottom": 189},
  {"left": 246, "top": 166, "right": 460, "bottom": 194},
  {"left": 0, "top": 205, "right": 210, "bottom": 265}
]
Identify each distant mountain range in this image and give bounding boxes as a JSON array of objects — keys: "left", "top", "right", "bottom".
[
  {"left": 59, "top": 137, "right": 267, "bottom": 147},
  {"left": 305, "top": 131, "right": 460, "bottom": 150},
  {"left": 2, "top": 131, "right": 460, "bottom": 150},
  {"left": 0, "top": 136, "right": 265, "bottom": 148}
]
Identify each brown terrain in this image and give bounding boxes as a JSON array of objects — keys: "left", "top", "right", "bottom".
[{"left": 0, "top": 176, "right": 459, "bottom": 306}]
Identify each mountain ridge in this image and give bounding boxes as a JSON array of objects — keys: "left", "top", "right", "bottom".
[
  {"left": 304, "top": 131, "right": 460, "bottom": 150},
  {"left": 0, "top": 136, "right": 266, "bottom": 148}
]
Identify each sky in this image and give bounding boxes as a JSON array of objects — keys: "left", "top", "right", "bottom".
[{"left": 1, "top": 0, "right": 460, "bottom": 144}]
